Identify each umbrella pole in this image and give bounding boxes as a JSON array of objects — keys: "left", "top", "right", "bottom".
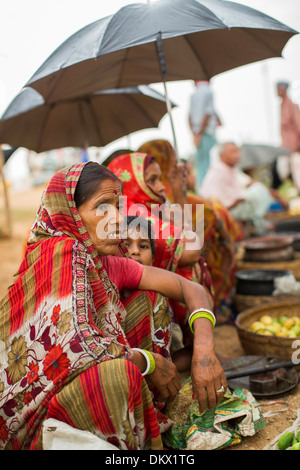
[{"left": 156, "top": 33, "right": 178, "bottom": 157}]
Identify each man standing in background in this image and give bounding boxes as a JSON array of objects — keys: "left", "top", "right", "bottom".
[
  {"left": 277, "top": 81, "right": 300, "bottom": 153},
  {"left": 276, "top": 81, "right": 300, "bottom": 193},
  {"left": 188, "top": 80, "right": 219, "bottom": 192}
]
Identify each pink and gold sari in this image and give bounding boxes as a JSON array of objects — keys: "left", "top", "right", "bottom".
[{"left": 108, "top": 153, "right": 214, "bottom": 327}]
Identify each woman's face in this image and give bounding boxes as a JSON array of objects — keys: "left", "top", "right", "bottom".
[
  {"left": 144, "top": 161, "right": 166, "bottom": 199},
  {"left": 78, "top": 178, "right": 123, "bottom": 256}
]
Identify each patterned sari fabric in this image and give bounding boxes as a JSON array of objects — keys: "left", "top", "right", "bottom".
[
  {"left": 137, "top": 140, "right": 242, "bottom": 309},
  {"left": 0, "top": 163, "right": 172, "bottom": 450},
  {"left": 186, "top": 192, "right": 242, "bottom": 308},
  {"left": 108, "top": 153, "right": 214, "bottom": 327}
]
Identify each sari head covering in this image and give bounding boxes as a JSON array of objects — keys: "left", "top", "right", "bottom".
[
  {"left": 0, "top": 163, "right": 166, "bottom": 449},
  {"left": 137, "top": 139, "right": 242, "bottom": 310},
  {"left": 138, "top": 139, "right": 176, "bottom": 202}
]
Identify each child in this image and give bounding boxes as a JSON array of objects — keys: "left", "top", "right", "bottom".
[
  {"left": 123, "top": 215, "right": 155, "bottom": 266},
  {"left": 122, "top": 215, "right": 185, "bottom": 366}
]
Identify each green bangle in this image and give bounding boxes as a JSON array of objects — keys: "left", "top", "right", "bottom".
[
  {"left": 189, "top": 312, "right": 215, "bottom": 334},
  {"left": 142, "top": 349, "right": 156, "bottom": 375}
]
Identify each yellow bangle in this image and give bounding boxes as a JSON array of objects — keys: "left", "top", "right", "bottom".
[
  {"left": 189, "top": 312, "right": 215, "bottom": 334},
  {"left": 142, "top": 349, "right": 156, "bottom": 375}
]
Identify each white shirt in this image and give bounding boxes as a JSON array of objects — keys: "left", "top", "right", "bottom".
[{"left": 189, "top": 82, "right": 218, "bottom": 136}]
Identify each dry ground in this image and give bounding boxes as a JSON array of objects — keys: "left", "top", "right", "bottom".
[{"left": 1, "top": 186, "right": 300, "bottom": 451}]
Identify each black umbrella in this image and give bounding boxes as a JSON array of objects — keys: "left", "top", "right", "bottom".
[
  {"left": 0, "top": 85, "right": 176, "bottom": 153},
  {"left": 26, "top": 0, "right": 297, "bottom": 101},
  {"left": 24, "top": 0, "right": 297, "bottom": 152}
]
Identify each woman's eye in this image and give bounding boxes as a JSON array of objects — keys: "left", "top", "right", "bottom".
[{"left": 97, "top": 203, "right": 110, "bottom": 212}]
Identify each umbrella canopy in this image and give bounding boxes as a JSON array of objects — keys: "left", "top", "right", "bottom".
[
  {"left": 26, "top": 0, "right": 297, "bottom": 103},
  {"left": 0, "top": 85, "right": 176, "bottom": 153}
]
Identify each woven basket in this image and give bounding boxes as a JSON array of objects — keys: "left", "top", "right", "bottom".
[
  {"left": 237, "top": 255, "right": 300, "bottom": 280},
  {"left": 234, "top": 293, "right": 300, "bottom": 313},
  {"left": 235, "top": 301, "right": 300, "bottom": 361}
]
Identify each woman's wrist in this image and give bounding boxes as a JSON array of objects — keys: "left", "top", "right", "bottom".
[
  {"left": 191, "top": 313, "right": 215, "bottom": 352},
  {"left": 188, "top": 308, "right": 216, "bottom": 333},
  {"left": 132, "top": 348, "right": 155, "bottom": 376}
]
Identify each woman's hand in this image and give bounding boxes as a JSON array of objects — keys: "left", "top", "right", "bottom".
[
  {"left": 191, "top": 318, "right": 227, "bottom": 412},
  {"left": 147, "top": 352, "right": 181, "bottom": 403}
]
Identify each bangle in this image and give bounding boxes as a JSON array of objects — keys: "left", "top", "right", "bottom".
[
  {"left": 188, "top": 309, "right": 216, "bottom": 334},
  {"left": 132, "top": 348, "right": 155, "bottom": 376},
  {"left": 188, "top": 308, "right": 216, "bottom": 326}
]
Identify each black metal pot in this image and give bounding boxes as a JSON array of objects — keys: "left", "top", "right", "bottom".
[
  {"left": 235, "top": 269, "right": 292, "bottom": 296},
  {"left": 275, "top": 231, "right": 300, "bottom": 252},
  {"left": 275, "top": 219, "right": 300, "bottom": 233}
]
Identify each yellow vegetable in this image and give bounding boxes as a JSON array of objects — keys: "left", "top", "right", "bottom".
[
  {"left": 248, "top": 316, "right": 300, "bottom": 337},
  {"left": 249, "top": 321, "right": 265, "bottom": 333},
  {"left": 283, "top": 318, "right": 296, "bottom": 329},
  {"left": 260, "top": 315, "right": 273, "bottom": 326}
]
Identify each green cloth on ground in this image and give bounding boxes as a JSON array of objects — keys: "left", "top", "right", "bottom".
[{"left": 163, "top": 379, "right": 265, "bottom": 450}]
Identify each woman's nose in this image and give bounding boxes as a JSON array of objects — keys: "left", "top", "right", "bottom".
[{"left": 157, "top": 181, "right": 166, "bottom": 194}]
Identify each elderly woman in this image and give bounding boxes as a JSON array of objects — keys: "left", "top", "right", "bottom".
[{"left": 0, "top": 162, "right": 226, "bottom": 450}]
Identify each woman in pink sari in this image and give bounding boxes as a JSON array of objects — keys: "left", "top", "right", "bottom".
[{"left": 108, "top": 153, "right": 215, "bottom": 336}]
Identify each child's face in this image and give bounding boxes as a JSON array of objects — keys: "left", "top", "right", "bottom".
[{"left": 124, "top": 227, "right": 153, "bottom": 266}]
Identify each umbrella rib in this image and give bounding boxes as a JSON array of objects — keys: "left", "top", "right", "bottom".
[
  {"left": 37, "top": 103, "right": 55, "bottom": 152},
  {"left": 115, "top": 47, "right": 130, "bottom": 89},
  {"left": 128, "top": 94, "right": 161, "bottom": 128},
  {"left": 239, "top": 27, "right": 288, "bottom": 57},
  {"left": 78, "top": 100, "right": 91, "bottom": 148},
  {"left": 86, "top": 97, "right": 105, "bottom": 146},
  {"left": 183, "top": 34, "right": 211, "bottom": 78}
]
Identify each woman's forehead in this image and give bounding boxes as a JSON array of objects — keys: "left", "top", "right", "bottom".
[
  {"left": 99, "top": 179, "right": 122, "bottom": 192},
  {"left": 144, "top": 161, "right": 161, "bottom": 176},
  {"left": 90, "top": 179, "right": 122, "bottom": 202}
]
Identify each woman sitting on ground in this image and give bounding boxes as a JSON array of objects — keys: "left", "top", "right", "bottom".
[{"left": 0, "top": 162, "right": 226, "bottom": 450}]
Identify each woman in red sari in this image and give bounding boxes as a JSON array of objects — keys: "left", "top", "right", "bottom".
[{"left": 0, "top": 162, "right": 226, "bottom": 450}]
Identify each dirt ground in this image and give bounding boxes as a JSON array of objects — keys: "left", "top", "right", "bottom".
[{"left": 1, "top": 186, "right": 300, "bottom": 451}]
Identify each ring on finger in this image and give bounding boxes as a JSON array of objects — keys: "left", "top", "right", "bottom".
[{"left": 216, "top": 385, "right": 225, "bottom": 393}]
